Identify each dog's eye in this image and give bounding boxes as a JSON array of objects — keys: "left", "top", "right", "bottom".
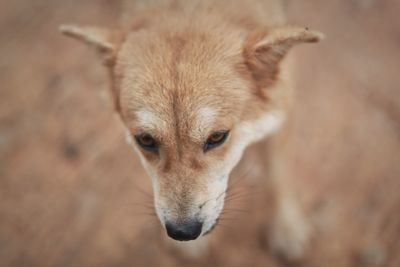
[
  {"left": 135, "top": 133, "right": 159, "bottom": 153},
  {"left": 204, "top": 130, "right": 230, "bottom": 152}
]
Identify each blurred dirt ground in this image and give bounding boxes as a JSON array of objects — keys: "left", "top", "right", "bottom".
[{"left": 1, "top": 0, "right": 400, "bottom": 266}]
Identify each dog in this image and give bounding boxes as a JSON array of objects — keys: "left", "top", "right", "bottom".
[{"left": 60, "top": 0, "right": 323, "bottom": 260}]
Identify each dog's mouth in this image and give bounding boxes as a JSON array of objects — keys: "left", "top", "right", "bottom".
[{"left": 202, "top": 217, "right": 219, "bottom": 236}]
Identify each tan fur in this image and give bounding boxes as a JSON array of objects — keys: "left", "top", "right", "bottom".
[{"left": 60, "top": 0, "right": 322, "bottom": 260}]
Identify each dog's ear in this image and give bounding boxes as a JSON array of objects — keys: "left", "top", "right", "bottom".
[
  {"left": 59, "top": 24, "right": 123, "bottom": 61},
  {"left": 243, "top": 26, "right": 323, "bottom": 88},
  {"left": 60, "top": 24, "right": 124, "bottom": 111}
]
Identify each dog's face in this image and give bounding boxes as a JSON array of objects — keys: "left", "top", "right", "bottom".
[
  {"left": 61, "top": 23, "right": 321, "bottom": 240},
  {"left": 117, "top": 29, "right": 286, "bottom": 238}
]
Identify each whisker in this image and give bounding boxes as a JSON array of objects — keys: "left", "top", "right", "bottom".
[
  {"left": 140, "top": 221, "right": 162, "bottom": 232},
  {"left": 226, "top": 175, "right": 249, "bottom": 195},
  {"left": 126, "top": 202, "right": 155, "bottom": 208},
  {"left": 131, "top": 182, "right": 154, "bottom": 200},
  {"left": 225, "top": 192, "right": 253, "bottom": 202},
  {"left": 225, "top": 187, "right": 264, "bottom": 201},
  {"left": 218, "top": 218, "right": 236, "bottom": 221},
  {"left": 225, "top": 188, "right": 250, "bottom": 197},
  {"left": 230, "top": 162, "right": 256, "bottom": 184},
  {"left": 228, "top": 162, "right": 256, "bottom": 181},
  {"left": 215, "top": 221, "right": 233, "bottom": 231},
  {"left": 225, "top": 196, "right": 252, "bottom": 204},
  {"left": 219, "top": 213, "right": 245, "bottom": 219},
  {"left": 222, "top": 208, "right": 249, "bottom": 213},
  {"left": 138, "top": 214, "right": 157, "bottom": 218}
]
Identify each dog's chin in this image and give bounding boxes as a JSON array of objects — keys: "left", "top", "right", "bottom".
[{"left": 202, "top": 217, "right": 219, "bottom": 236}]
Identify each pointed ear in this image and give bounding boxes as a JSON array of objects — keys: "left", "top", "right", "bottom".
[
  {"left": 59, "top": 24, "right": 123, "bottom": 57},
  {"left": 60, "top": 24, "right": 124, "bottom": 112},
  {"left": 243, "top": 26, "right": 324, "bottom": 88}
]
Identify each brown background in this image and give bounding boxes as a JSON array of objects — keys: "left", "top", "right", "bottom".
[{"left": 1, "top": 0, "right": 400, "bottom": 266}]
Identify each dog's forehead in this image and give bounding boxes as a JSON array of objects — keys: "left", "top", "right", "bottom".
[{"left": 118, "top": 31, "right": 251, "bottom": 139}]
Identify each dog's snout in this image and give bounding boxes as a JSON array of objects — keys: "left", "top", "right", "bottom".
[{"left": 165, "top": 220, "right": 203, "bottom": 241}]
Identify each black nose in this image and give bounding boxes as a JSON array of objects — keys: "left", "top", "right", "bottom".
[{"left": 165, "top": 220, "right": 203, "bottom": 241}]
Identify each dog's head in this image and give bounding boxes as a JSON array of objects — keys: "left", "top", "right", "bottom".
[{"left": 61, "top": 21, "right": 322, "bottom": 240}]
